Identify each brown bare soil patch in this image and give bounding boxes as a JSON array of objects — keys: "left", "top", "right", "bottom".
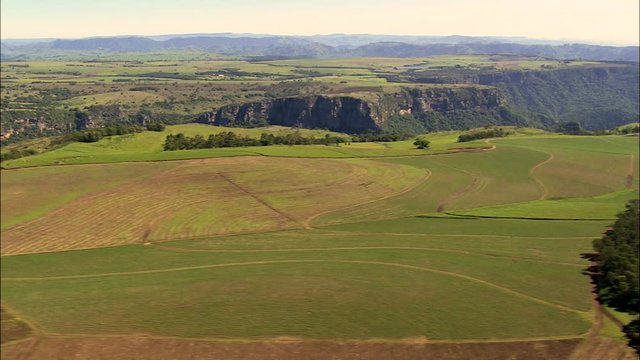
[
  {"left": 569, "top": 337, "right": 638, "bottom": 360},
  {"left": 0, "top": 336, "right": 582, "bottom": 360},
  {"left": 0, "top": 306, "right": 33, "bottom": 345}
]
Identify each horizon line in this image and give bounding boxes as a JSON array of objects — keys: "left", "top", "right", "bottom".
[{"left": 1, "top": 32, "right": 638, "bottom": 47}]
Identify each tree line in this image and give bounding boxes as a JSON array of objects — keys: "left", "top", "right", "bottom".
[
  {"left": 592, "top": 199, "right": 639, "bottom": 352},
  {"left": 70, "top": 123, "right": 165, "bottom": 143},
  {"left": 164, "top": 131, "right": 347, "bottom": 150},
  {"left": 163, "top": 130, "right": 411, "bottom": 151}
]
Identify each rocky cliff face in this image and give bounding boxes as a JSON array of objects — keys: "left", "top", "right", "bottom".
[
  {"left": 375, "top": 87, "right": 502, "bottom": 121},
  {"left": 197, "top": 87, "right": 503, "bottom": 133},
  {"left": 197, "top": 96, "right": 380, "bottom": 133}
]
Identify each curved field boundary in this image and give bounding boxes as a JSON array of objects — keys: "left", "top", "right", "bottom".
[
  {"left": 1, "top": 259, "right": 585, "bottom": 314},
  {"left": 303, "top": 169, "right": 432, "bottom": 228},
  {"left": 150, "top": 243, "right": 585, "bottom": 267}
]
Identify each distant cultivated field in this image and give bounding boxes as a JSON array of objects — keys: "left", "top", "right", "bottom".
[{"left": 1, "top": 133, "right": 638, "bottom": 359}]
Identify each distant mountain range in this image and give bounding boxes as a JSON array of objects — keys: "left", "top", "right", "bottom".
[{"left": 1, "top": 33, "right": 638, "bottom": 61}]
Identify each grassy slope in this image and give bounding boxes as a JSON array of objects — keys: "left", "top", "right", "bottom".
[
  {"left": 0, "top": 261, "right": 587, "bottom": 340},
  {"left": 1, "top": 132, "right": 637, "bottom": 342},
  {"left": 1, "top": 216, "right": 597, "bottom": 340},
  {"left": 0, "top": 125, "right": 491, "bottom": 168}
]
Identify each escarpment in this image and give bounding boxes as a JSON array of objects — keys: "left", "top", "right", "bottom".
[
  {"left": 196, "top": 87, "right": 505, "bottom": 133},
  {"left": 197, "top": 96, "right": 379, "bottom": 133}
]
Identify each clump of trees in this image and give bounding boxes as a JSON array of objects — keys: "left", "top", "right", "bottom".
[
  {"left": 145, "top": 123, "right": 166, "bottom": 132},
  {"left": 616, "top": 125, "right": 640, "bottom": 135},
  {"left": 413, "top": 137, "right": 431, "bottom": 149},
  {"left": 71, "top": 125, "right": 143, "bottom": 143},
  {"left": 458, "top": 128, "right": 509, "bottom": 142},
  {"left": 557, "top": 121, "right": 583, "bottom": 135},
  {"left": 592, "top": 199, "right": 639, "bottom": 352},
  {"left": 350, "top": 131, "right": 411, "bottom": 142},
  {"left": 0, "top": 148, "right": 37, "bottom": 162}
]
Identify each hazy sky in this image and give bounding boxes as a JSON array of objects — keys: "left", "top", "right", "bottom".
[{"left": 1, "top": 0, "right": 638, "bottom": 45}]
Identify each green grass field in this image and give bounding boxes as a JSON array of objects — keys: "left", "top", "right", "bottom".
[
  {"left": 0, "top": 131, "right": 637, "bottom": 346},
  {"left": 0, "top": 124, "right": 493, "bottom": 168}
]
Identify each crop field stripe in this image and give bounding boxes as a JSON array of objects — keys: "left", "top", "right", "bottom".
[
  {"left": 304, "top": 169, "right": 432, "bottom": 227},
  {"left": 150, "top": 243, "right": 585, "bottom": 267},
  {"left": 1, "top": 259, "right": 585, "bottom": 314}
]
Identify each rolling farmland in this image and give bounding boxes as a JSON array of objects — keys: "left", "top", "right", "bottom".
[{"left": 1, "top": 130, "right": 638, "bottom": 359}]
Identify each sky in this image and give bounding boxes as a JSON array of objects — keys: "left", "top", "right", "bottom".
[{"left": 1, "top": 0, "right": 638, "bottom": 45}]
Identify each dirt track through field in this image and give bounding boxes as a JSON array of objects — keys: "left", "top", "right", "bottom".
[
  {"left": 626, "top": 153, "right": 635, "bottom": 188},
  {"left": 567, "top": 277, "right": 638, "bottom": 360},
  {"left": 529, "top": 152, "right": 555, "bottom": 200},
  {"left": 2, "top": 259, "right": 584, "bottom": 314}
]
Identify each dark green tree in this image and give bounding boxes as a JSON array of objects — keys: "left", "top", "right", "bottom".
[
  {"left": 558, "top": 121, "right": 582, "bottom": 135},
  {"left": 623, "top": 319, "right": 640, "bottom": 352},
  {"left": 593, "top": 199, "right": 639, "bottom": 352},
  {"left": 413, "top": 137, "right": 430, "bottom": 149}
]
